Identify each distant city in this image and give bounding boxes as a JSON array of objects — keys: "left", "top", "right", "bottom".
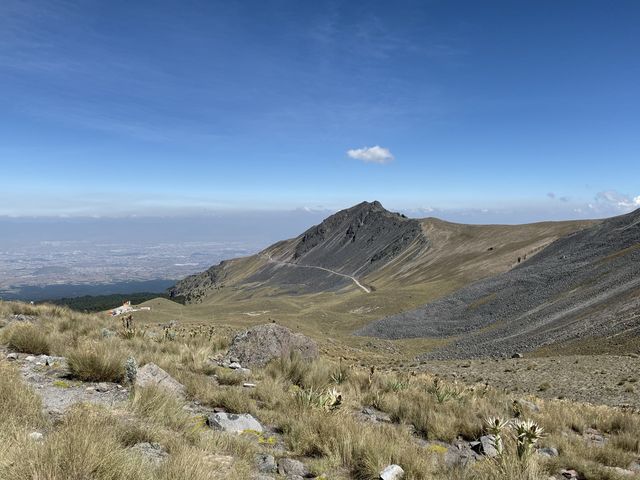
[{"left": 0, "top": 240, "right": 257, "bottom": 301}]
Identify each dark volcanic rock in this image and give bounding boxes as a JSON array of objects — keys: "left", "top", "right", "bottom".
[
  {"left": 224, "top": 324, "right": 318, "bottom": 368},
  {"left": 356, "top": 208, "right": 640, "bottom": 359},
  {"left": 289, "top": 201, "right": 425, "bottom": 275},
  {"left": 174, "top": 201, "right": 428, "bottom": 299}
]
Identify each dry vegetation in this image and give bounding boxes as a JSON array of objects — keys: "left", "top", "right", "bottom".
[{"left": 1, "top": 301, "right": 639, "bottom": 479}]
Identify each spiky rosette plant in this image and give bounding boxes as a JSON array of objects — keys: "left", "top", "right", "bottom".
[
  {"left": 485, "top": 416, "right": 510, "bottom": 456},
  {"left": 513, "top": 419, "right": 544, "bottom": 459}
]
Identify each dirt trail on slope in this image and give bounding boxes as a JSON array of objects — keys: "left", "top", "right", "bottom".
[{"left": 260, "top": 254, "right": 370, "bottom": 293}]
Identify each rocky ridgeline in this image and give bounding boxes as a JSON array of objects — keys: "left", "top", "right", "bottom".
[{"left": 174, "top": 201, "right": 428, "bottom": 299}]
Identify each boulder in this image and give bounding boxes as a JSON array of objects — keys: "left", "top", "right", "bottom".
[
  {"left": 224, "top": 324, "right": 318, "bottom": 368},
  {"left": 208, "top": 412, "right": 263, "bottom": 433},
  {"left": 277, "top": 458, "right": 309, "bottom": 477},
  {"left": 134, "top": 363, "right": 186, "bottom": 398},
  {"left": 380, "top": 464, "right": 404, "bottom": 480}
]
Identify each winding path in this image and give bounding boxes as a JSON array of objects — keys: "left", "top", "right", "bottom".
[{"left": 260, "top": 254, "right": 370, "bottom": 293}]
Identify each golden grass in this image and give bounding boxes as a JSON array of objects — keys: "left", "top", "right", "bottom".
[
  {"left": 2, "top": 322, "right": 51, "bottom": 354},
  {"left": 67, "top": 340, "right": 126, "bottom": 382},
  {"left": 2, "top": 300, "right": 640, "bottom": 480}
]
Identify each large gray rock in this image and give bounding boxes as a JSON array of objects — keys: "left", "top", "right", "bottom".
[
  {"left": 380, "top": 464, "right": 404, "bottom": 480},
  {"left": 134, "top": 363, "right": 186, "bottom": 398},
  {"left": 208, "top": 412, "right": 263, "bottom": 433},
  {"left": 224, "top": 324, "right": 318, "bottom": 368}
]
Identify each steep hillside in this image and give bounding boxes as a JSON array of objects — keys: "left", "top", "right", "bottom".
[
  {"left": 174, "top": 201, "right": 428, "bottom": 299},
  {"left": 356, "top": 208, "right": 640, "bottom": 359}
]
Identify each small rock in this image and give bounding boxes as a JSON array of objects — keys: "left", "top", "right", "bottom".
[
  {"left": 512, "top": 353, "right": 523, "bottom": 359},
  {"left": 134, "top": 363, "right": 186, "bottom": 398},
  {"left": 515, "top": 398, "right": 541, "bottom": 413},
  {"left": 360, "top": 407, "right": 392, "bottom": 423},
  {"left": 471, "top": 435, "right": 498, "bottom": 458},
  {"left": 380, "top": 464, "right": 404, "bottom": 480},
  {"left": 208, "top": 412, "right": 263, "bottom": 433},
  {"left": 6, "top": 353, "right": 18, "bottom": 361},
  {"left": 537, "top": 447, "right": 559, "bottom": 458},
  {"left": 243, "top": 383, "right": 257, "bottom": 388},
  {"left": 9, "top": 314, "right": 36, "bottom": 323},
  {"left": 95, "top": 382, "right": 111, "bottom": 392},
  {"left": 101, "top": 328, "right": 116, "bottom": 338},
  {"left": 606, "top": 466, "right": 634, "bottom": 477},
  {"left": 25, "top": 355, "right": 36, "bottom": 362},
  {"left": 560, "top": 469, "right": 579, "bottom": 479},
  {"left": 228, "top": 362, "right": 242, "bottom": 369},
  {"left": 255, "top": 453, "right": 277, "bottom": 473},
  {"left": 277, "top": 458, "right": 308, "bottom": 477},
  {"left": 28, "top": 432, "right": 44, "bottom": 442},
  {"left": 445, "top": 442, "right": 479, "bottom": 468},
  {"left": 130, "top": 442, "right": 168, "bottom": 465}
]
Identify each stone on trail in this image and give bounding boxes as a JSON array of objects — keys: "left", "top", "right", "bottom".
[
  {"left": 134, "top": 363, "right": 186, "bottom": 398},
  {"left": 380, "top": 464, "right": 405, "bottom": 480},
  {"left": 224, "top": 323, "right": 318, "bottom": 368},
  {"left": 208, "top": 412, "right": 263, "bottom": 433}
]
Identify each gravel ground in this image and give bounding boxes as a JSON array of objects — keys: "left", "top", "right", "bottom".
[{"left": 421, "top": 354, "right": 640, "bottom": 409}]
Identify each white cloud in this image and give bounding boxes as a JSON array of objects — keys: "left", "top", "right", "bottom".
[
  {"left": 347, "top": 145, "right": 394, "bottom": 164},
  {"left": 594, "top": 190, "right": 640, "bottom": 211}
]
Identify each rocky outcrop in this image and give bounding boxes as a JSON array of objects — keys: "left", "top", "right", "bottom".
[{"left": 224, "top": 324, "right": 318, "bottom": 368}]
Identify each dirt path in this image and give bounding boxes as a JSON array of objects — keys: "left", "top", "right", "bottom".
[{"left": 261, "top": 254, "right": 370, "bottom": 293}]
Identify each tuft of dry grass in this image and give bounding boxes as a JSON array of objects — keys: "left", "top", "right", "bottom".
[
  {"left": 67, "top": 340, "right": 126, "bottom": 382},
  {"left": 2, "top": 322, "right": 51, "bottom": 355}
]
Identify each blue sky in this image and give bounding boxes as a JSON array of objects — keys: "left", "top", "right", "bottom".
[{"left": 1, "top": 0, "right": 639, "bottom": 222}]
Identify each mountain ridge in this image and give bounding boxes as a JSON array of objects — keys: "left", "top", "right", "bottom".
[{"left": 356, "top": 208, "right": 640, "bottom": 358}]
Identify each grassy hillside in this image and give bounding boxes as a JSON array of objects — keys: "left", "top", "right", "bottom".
[{"left": 2, "top": 301, "right": 640, "bottom": 480}]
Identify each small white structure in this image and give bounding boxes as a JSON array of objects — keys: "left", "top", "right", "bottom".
[{"left": 109, "top": 301, "right": 151, "bottom": 316}]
